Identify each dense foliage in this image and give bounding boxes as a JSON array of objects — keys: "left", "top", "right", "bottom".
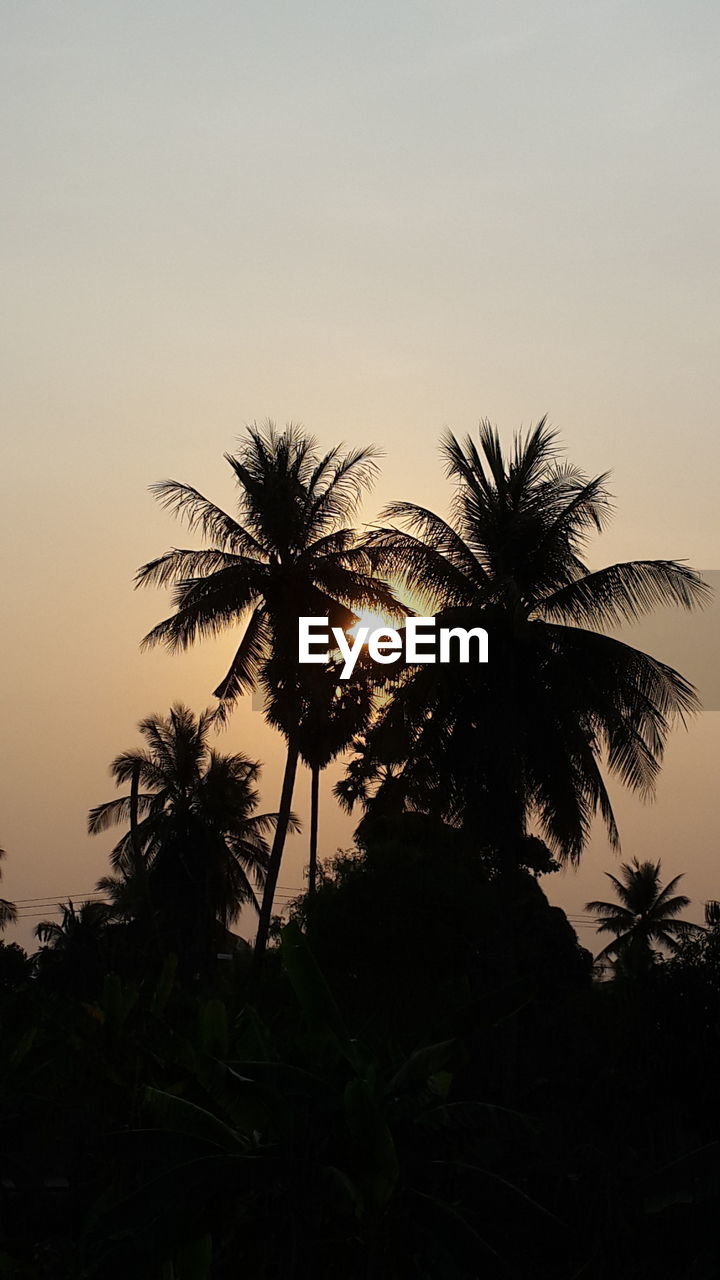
[{"left": 1, "top": 828, "right": 719, "bottom": 1278}]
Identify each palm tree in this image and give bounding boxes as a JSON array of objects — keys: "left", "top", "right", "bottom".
[
  {"left": 35, "top": 899, "right": 110, "bottom": 949},
  {"left": 294, "top": 660, "right": 375, "bottom": 893},
  {"left": 586, "top": 858, "right": 704, "bottom": 969},
  {"left": 88, "top": 704, "right": 278, "bottom": 964},
  {"left": 359, "top": 420, "right": 708, "bottom": 866},
  {"left": 136, "top": 423, "right": 397, "bottom": 956},
  {"left": 33, "top": 898, "right": 113, "bottom": 993},
  {"left": 0, "top": 847, "right": 17, "bottom": 931}
]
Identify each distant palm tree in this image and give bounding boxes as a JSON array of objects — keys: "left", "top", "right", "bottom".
[
  {"left": 0, "top": 847, "right": 17, "bottom": 931},
  {"left": 35, "top": 899, "right": 110, "bottom": 949},
  {"left": 137, "top": 423, "right": 397, "bottom": 956},
  {"left": 335, "top": 729, "right": 441, "bottom": 828},
  {"left": 88, "top": 704, "right": 279, "bottom": 962},
  {"left": 294, "top": 661, "right": 375, "bottom": 893},
  {"left": 360, "top": 420, "right": 708, "bottom": 866},
  {"left": 586, "top": 858, "right": 704, "bottom": 968},
  {"left": 33, "top": 898, "right": 112, "bottom": 993}
]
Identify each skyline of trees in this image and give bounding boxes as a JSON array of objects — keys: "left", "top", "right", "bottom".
[
  {"left": 1, "top": 421, "right": 718, "bottom": 1276},
  {"left": 134, "top": 420, "right": 709, "bottom": 946},
  {"left": 0, "top": 419, "right": 713, "bottom": 967}
]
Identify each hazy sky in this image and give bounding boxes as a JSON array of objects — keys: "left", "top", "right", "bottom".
[{"left": 2, "top": 1, "right": 719, "bottom": 950}]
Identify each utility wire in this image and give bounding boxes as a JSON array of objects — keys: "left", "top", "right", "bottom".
[
  {"left": 8, "top": 891, "right": 604, "bottom": 930},
  {"left": 11, "top": 883, "right": 304, "bottom": 904}
]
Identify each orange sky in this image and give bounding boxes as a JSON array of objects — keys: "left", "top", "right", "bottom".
[{"left": 2, "top": 1, "right": 719, "bottom": 951}]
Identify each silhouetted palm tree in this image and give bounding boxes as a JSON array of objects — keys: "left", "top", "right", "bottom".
[
  {"left": 35, "top": 899, "right": 110, "bottom": 949},
  {"left": 334, "top": 734, "right": 425, "bottom": 844},
  {"left": 0, "top": 847, "right": 17, "bottom": 931},
  {"left": 136, "top": 423, "right": 397, "bottom": 956},
  {"left": 586, "top": 858, "right": 704, "bottom": 968},
  {"left": 360, "top": 420, "right": 708, "bottom": 866},
  {"left": 293, "top": 660, "right": 375, "bottom": 893},
  {"left": 88, "top": 704, "right": 278, "bottom": 962},
  {"left": 33, "top": 898, "right": 112, "bottom": 993}
]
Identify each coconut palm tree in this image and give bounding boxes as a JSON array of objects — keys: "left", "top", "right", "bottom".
[
  {"left": 294, "top": 659, "right": 375, "bottom": 893},
  {"left": 586, "top": 858, "right": 704, "bottom": 969},
  {"left": 0, "top": 847, "right": 17, "bottom": 931},
  {"left": 136, "top": 423, "right": 398, "bottom": 956},
  {"left": 35, "top": 899, "right": 110, "bottom": 949},
  {"left": 33, "top": 899, "right": 113, "bottom": 993},
  {"left": 88, "top": 704, "right": 279, "bottom": 964},
  {"left": 358, "top": 419, "right": 708, "bottom": 867}
]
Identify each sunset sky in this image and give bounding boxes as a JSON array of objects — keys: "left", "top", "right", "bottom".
[{"left": 2, "top": 0, "right": 719, "bottom": 950}]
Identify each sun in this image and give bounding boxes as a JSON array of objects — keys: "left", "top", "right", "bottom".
[{"left": 347, "top": 609, "right": 397, "bottom": 640}]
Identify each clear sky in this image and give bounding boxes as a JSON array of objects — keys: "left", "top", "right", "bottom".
[{"left": 2, "top": 1, "right": 719, "bottom": 950}]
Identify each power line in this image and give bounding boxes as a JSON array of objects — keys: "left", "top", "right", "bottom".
[
  {"left": 10, "top": 884, "right": 304, "bottom": 906},
  {"left": 10, "top": 899, "right": 599, "bottom": 913},
  {"left": 7, "top": 890, "right": 604, "bottom": 929},
  {"left": 12, "top": 893, "right": 111, "bottom": 906}
]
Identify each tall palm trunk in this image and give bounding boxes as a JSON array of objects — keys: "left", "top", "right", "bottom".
[
  {"left": 129, "top": 759, "right": 142, "bottom": 871},
  {"left": 491, "top": 659, "right": 525, "bottom": 1103},
  {"left": 254, "top": 732, "right": 301, "bottom": 961},
  {"left": 130, "top": 758, "right": 159, "bottom": 955},
  {"left": 308, "top": 762, "right": 320, "bottom": 895}
]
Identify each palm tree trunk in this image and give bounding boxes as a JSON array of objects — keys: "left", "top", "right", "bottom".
[
  {"left": 493, "top": 656, "right": 525, "bottom": 1102},
  {"left": 130, "top": 760, "right": 141, "bottom": 871},
  {"left": 130, "top": 758, "right": 158, "bottom": 954},
  {"left": 254, "top": 733, "right": 300, "bottom": 962},
  {"left": 308, "top": 763, "right": 320, "bottom": 894}
]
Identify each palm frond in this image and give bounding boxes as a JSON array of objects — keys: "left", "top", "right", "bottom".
[
  {"left": 539, "top": 560, "right": 711, "bottom": 628},
  {"left": 146, "top": 479, "right": 265, "bottom": 555},
  {"left": 135, "top": 548, "right": 258, "bottom": 591},
  {"left": 140, "top": 567, "right": 262, "bottom": 652},
  {"left": 585, "top": 900, "right": 635, "bottom": 922},
  {"left": 87, "top": 792, "right": 157, "bottom": 835},
  {"left": 305, "top": 445, "right": 382, "bottom": 535},
  {"left": 213, "top": 608, "right": 270, "bottom": 706},
  {"left": 364, "top": 528, "right": 476, "bottom": 610},
  {"left": 380, "top": 501, "right": 490, "bottom": 589},
  {"left": 0, "top": 898, "right": 17, "bottom": 928}
]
